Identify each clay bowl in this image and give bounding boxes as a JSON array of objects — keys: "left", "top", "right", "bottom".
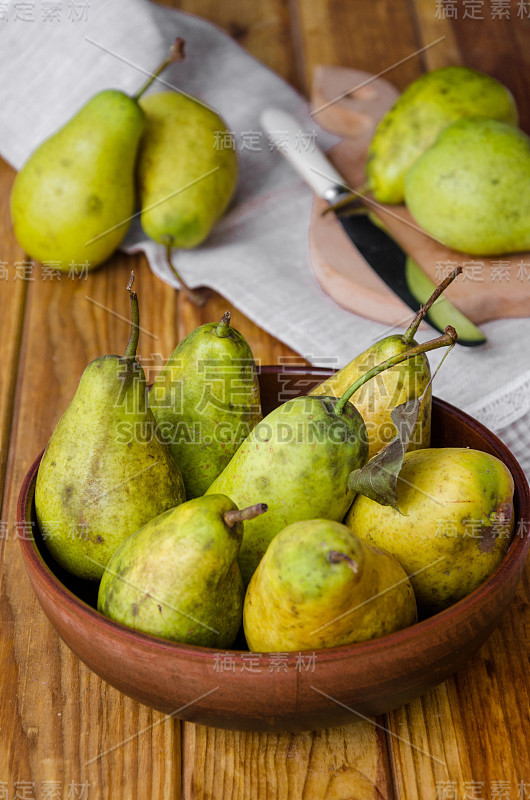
[{"left": 17, "top": 367, "right": 530, "bottom": 733}]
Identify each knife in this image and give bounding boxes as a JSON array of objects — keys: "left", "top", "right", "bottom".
[{"left": 260, "top": 107, "right": 486, "bottom": 347}]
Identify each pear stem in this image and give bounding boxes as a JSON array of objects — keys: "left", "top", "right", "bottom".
[
  {"left": 164, "top": 240, "right": 207, "bottom": 307},
  {"left": 216, "top": 311, "right": 231, "bottom": 338},
  {"left": 333, "top": 326, "right": 458, "bottom": 416},
  {"left": 327, "top": 551, "right": 358, "bottom": 573},
  {"left": 224, "top": 503, "right": 268, "bottom": 528},
  {"left": 123, "top": 272, "right": 139, "bottom": 361},
  {"left": 133, "top": 37, "right": 186, "bottom": 101},
  {"left": 403, "top": 266, "right": 463, "bottom": 344}
]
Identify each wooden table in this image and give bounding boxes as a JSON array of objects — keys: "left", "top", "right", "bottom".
[{"left": 1, "top": 1, "right": 529, "bottom": 797}]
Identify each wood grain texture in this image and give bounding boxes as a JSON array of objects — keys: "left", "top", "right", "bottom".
[
  {"left": 410, "top": 0, "right": 462, "bottom": 70},
  {"left": 387, "top": 571, "right": 530, "bottom": 798},
  {"left": 0, "top": 258, "right": 182, "bottom": 797},
  {"left": 183, "top": 723, "right": 393, "bottom": 800},
  {"left": 295, "top": 0, "right": 423, "bottom": 95},
  {"left": 0, "top": 161, "right": 27, "bottom": 503},
  {"left": 448, "top": 9, "right": 530, "bottom": 133},
  {"left": 175, "top": 0, "right": 300, "bottom": 88}
]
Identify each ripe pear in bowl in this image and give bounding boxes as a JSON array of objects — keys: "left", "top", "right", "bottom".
[
  {"left": 149, "top": 311, "right": 262, "bottom": 500},
  {"left": 244, "top": 518, "right": 417, "bottom": 652},
  {"left": 307, "top": 272, "right": 461, "bottom": 460},
  {"left": 98, "top": 496, "right": 267, "bottom": 648},
  {"left": 208, "top": 328, "right": 456, "bottom": 585},
  {"left": 404, "top": 117, "right": 530, "bottom": 255},
  {"left": 308, "top": 270, "right": 468, "bottom": 461},
  {"left": 35, "top": 279, "right": 185, "bottom": 580},
  {"left": 345, "top": 447, "right": 515, "bottom": 614}
]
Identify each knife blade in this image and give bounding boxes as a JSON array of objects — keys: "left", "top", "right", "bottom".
[{"left": 260, "top": 107, "right": 486, "bottom": 347}]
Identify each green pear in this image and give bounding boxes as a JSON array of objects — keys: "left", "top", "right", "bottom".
[
  {"left": 367, "top": 66, "right": 518, "bottom": 204},
  {"left": 10, "top": 90, "right": 143, "bottom": 271},
  {"left": 138, "top": 91, "right": 237, "bottom": 248},
  {"left": 345, "top": 448, "right": 515, "bottom": 614},
  {"left": 404, "top": 117, "right": 530, "bottom": 255},
  {"left": 207, "top": 328, "right": 457, "bottom": 585},
  {"left": 309, "top": 269, "right": 482, "bottom": 459},
  {"left": 10, "top": 41, "right": 185, "bottom": 272},
  {"left": 136, "top": 90, "right": 238, "bottom": 302},
  {"left": 244, "top": 519, "right": 417, "bottom": 651},
  {"left": 207, "top": 396, "right": 368, "bottom": 586},
  {"left": 98, "top": 495, "right": 267, "bottom": 647},
  {"left": 311, "top": 331, "right": 431, "bottom": 462},
  {"left": 149, "top": 311, "right": 262, "bottom": 500},
  {"left": 35, "top": 278, "right": 185, "bottom": 580},
  {"left": 308, "top": 273, "right": 463, "bottom": 459}
]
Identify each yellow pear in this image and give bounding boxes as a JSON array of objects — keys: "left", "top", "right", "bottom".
[
  {"left": 345, "top": 448, "right": 514, "bottom": 614},
  {"left": 244, "top": 519, "right": 417, "bottom": 652}
]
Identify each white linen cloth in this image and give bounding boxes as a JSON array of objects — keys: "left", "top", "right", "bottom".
[{"left": 0, "top": 0, "right": 529, "bottom": 479}]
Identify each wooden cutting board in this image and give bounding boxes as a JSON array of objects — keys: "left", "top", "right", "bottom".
[{"left": 308, "top": 65, "right": 530, "bottom": 325}]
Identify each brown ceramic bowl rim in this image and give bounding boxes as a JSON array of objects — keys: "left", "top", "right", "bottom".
[{"left": 18, "top": 379, "right": 530, "bottom": 665}]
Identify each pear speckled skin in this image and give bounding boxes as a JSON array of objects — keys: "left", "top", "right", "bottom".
[
  {"left": 11, "top": 90, "right": 144, "bottom": 270},
  {"left": 138, "top": 92, "right": 238, "bottom": 248},
  {"left": 404, "top": 117, "right": 530, "bottom": 256},
  {"left": 367, "top": 66, "right": 518, "bottom": 204},
  {"left": 345, "top": 448, "right": 515, "bottom": 613},
  {"left": 150, "top": 315, "right": 262, "bottom": 499},
  {"left": 310, "top": 335, "right": 431, "bottom": 460},
  {"left": 244, "top": 519, "right": 417, "bottom": 652},
  {"left": 98, "top": 495, "right": 245, "bottom": 648},
  {"left": 206, "top": 396, "right": 369, "bottom": 585},
  {"left": 35, "top": 356, "right": 185, "bottom": 581}
]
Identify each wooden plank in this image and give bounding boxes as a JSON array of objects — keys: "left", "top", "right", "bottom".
[
  {"left": 410, "top": 0, "right": 462, "bottom": 69},
  {"left": 175, "top": 0, "right": 300, "bottom": 88},
  {"left": 387, "top": 570, "right": 530, "bottom": 798},
  {"left": 294, "top": 0, "right": 424, "bottom": 97},
  {"left": 384, "top": 5, "right": 530, "bottom": 798},
  {"left": 0, "top": 257, "right": 182, "bottom": 798},
  {"left": 177, "top": 1, "right": 421, "bottom": 798},
  {"left": 0, "top": 160, "right": 27, "bottom": 502},
  {"left": 448, "top": 7, "right": 530, "bottom": 132},
  {"left": 183, "top": 722, "right": 394, "bottom": 799}
]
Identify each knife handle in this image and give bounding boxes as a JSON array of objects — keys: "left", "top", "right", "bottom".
[{"left": 260, "top": 107, "right": 347, "bottom": 200}]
